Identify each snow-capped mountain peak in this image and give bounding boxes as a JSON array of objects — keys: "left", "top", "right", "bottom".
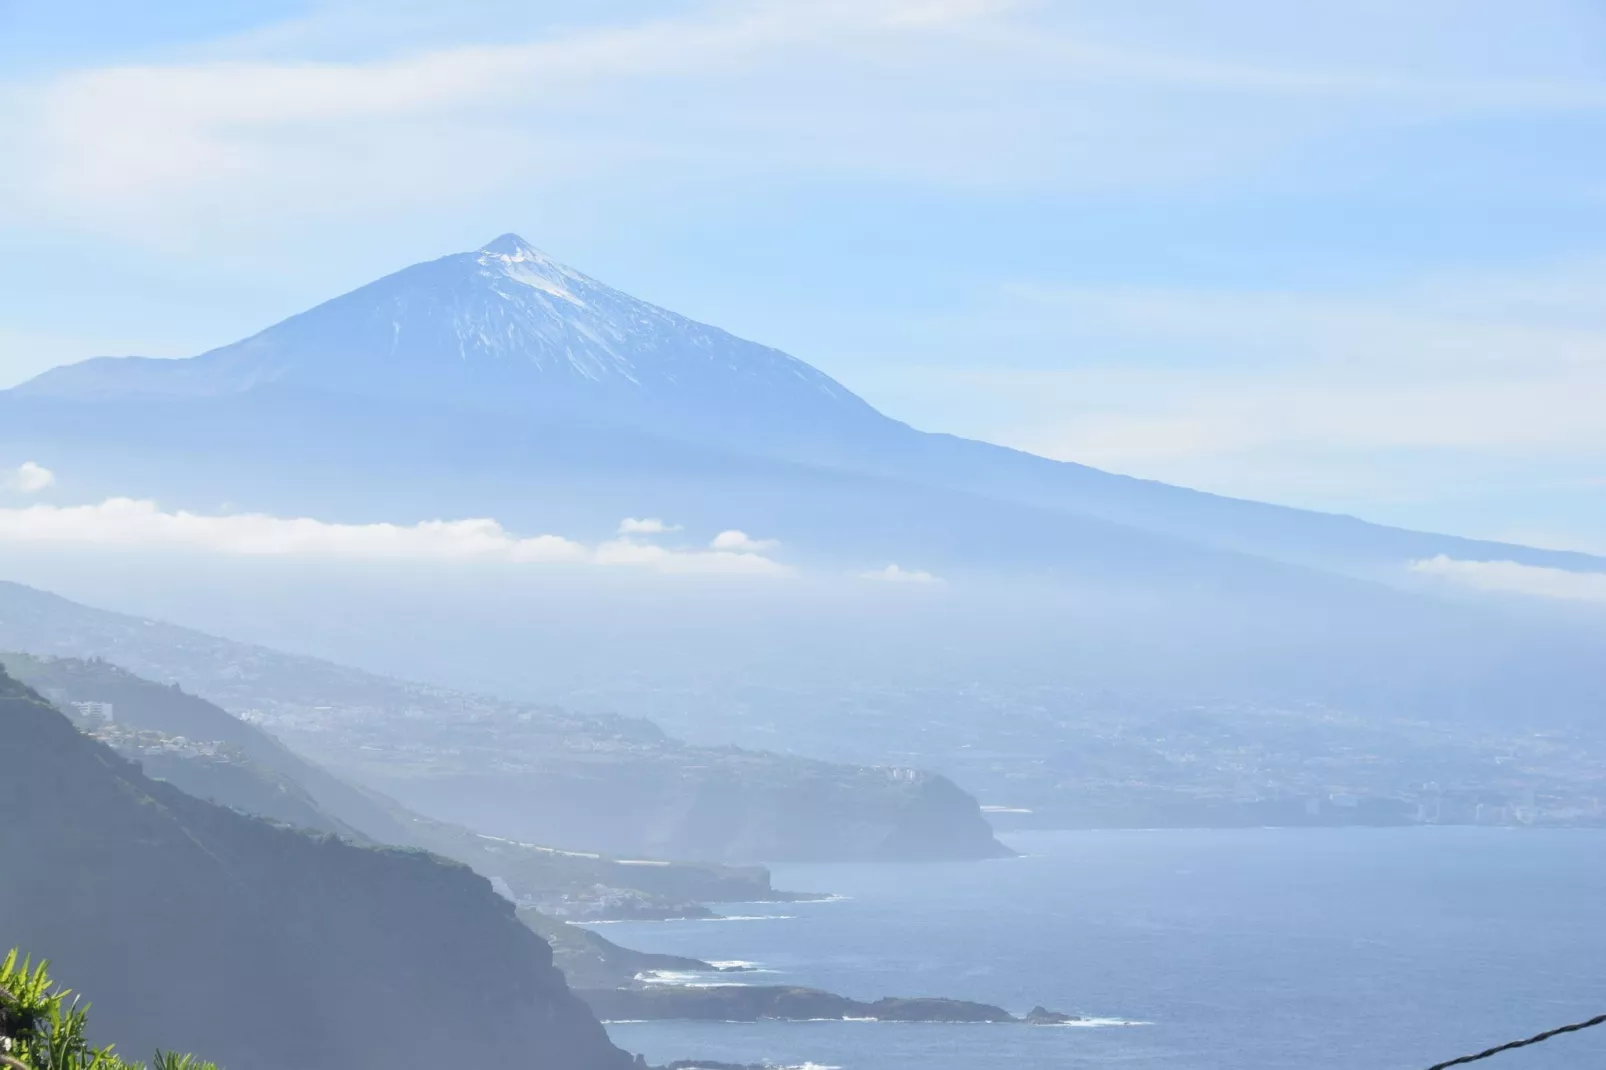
[{"left": 15, "top": 234, "right": 885, "bottom": 441}]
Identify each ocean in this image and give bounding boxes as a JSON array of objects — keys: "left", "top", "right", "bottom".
[{"left": 599, "top": 828, "right": 1606, "bottom": 1070}]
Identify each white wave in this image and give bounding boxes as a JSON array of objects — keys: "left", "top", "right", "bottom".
[
  {"left": 673, "top": 1063, "right": 841, "bottom": 1070},
  {"left": 707, "top": 960, "right": 762, "bottom": 970},
  {"left": 632, "top": 970, "right": 764, "bottom": 988},
  {"left": 1039, "top": 1016, "right": 1152, "bottom": 1028},
  {"left": 581, "top": 913, "right": 796, "bottom": 925},
  {"left": 633, "top": 970, "right": 703, "bottom": 984},
  {"left": 639, "top": 980, "right": 753, "bottom": 988}
]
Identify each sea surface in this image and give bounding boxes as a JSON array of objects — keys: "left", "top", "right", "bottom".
[{"left": 599, "top": 828, "right": 1606, "bottom": 1070}]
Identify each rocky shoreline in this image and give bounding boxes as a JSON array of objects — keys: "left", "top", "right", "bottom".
[{"left": 580, "top": 984, "right": 1079, "bottom": 1025}]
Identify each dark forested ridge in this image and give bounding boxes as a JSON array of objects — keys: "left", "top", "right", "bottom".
[{"left": 0, "top": 663, "right": 633, "bottom": 1070}]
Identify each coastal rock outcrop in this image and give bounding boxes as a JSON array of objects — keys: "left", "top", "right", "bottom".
[{"left": 579, "top": 984, "right": 1076, "bottom": 1025}]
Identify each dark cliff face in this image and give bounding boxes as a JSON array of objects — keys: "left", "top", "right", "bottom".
[
  {"left": 0, "top": 666, "right": 633, "bottom": 1070},
  {"left": 875, "top": 771, "right": 1013, "bottom": 861}
]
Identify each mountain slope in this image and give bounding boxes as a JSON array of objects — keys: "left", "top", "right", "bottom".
[
  {"left": 9, "top": 234, "right": 1603, "bottom": 581},
  {"left": 0, "top": 663, "right": 633, "bottom": 1070}
]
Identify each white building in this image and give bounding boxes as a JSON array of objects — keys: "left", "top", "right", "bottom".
[{"left": 71, "top": 700, "right": 115, "bottom": 724}]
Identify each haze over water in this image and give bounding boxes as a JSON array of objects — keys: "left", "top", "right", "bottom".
[{"left": 605, "top": 828, "right": 1606, "bottom": 1070}]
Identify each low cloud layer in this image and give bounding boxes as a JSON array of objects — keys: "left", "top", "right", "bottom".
[
  {"left": 0, "top": 498, "right": 789, "bottom": 576},
  {"left": 2, "top": 462, "right": 55, "bottom": 494},
  {"left": 1410, "top": 555, "right": 1606, "bottom": 604},
  {"left": 861, "top": 563, "right": 942, "bottom": 584}
]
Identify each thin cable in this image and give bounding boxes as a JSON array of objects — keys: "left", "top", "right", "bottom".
[{"left": 1423, "top": 1011, "right": 1606, "bottom": 1069}]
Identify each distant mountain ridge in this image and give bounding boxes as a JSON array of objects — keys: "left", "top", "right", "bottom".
[{"left": 0, "top": 579, "right": 1010, "bottom": 863}]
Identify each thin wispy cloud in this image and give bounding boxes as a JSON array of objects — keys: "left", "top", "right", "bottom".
[
  {"left": 849, "top": 261, "right": 1606, "bottom": 543},
  {"left": 0, "top": 498, "right": 790, "bottom": 575},
  {"left": 5, "top": 0, "right": 1031, "bottom": 232},
  {"left": 8, "top": 0, "right": 1604, "bottom": 241},
  {"left": 861, "top": 563, "right": 942, "bottom": 584}
]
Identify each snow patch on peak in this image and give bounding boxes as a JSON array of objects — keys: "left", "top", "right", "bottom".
[
  {"left": 476, "top": 233, "right": 589, "bottom": 306},
  {"left": 497, "top": 262, "right": 587, "bottom": 307}
]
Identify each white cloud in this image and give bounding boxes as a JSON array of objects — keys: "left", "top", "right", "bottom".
[
  {"left": 0, "top": 498, "right": 789, "bottom": 575},
  {"left": 617, "top": 517, "right": 682, "bottom": 535},
  {"left": 861, "top": 563, "right": 942, "bottom": 583},
  {"left": 3, "top": 462, "right": 55, "bottom": 494},
  {"left": 1409, "top": 555, "right": 1606, "bottom": 604},
  {"left": 597, "top": 536, "right": 787, "bottom": 575},
  {"left": 711, "top": 529, "right": 780, "bottom": 552},
  {"left": 2, "top": 0, "right": 1036, "bottom": 235},
  {"left": 9, "top": 0, "right": 1605, "bottom": 241}
]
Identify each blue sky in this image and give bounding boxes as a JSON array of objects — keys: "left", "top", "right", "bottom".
[{"left": 2, "top": 0, "right": 1605, "bottom": 551}]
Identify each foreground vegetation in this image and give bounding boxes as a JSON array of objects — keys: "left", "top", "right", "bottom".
[{"left": 0, "top": 951, "right": 217, "bottom": 1070}]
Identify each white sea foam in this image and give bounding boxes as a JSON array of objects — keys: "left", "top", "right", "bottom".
[
  {"left": 1039, "top": 1016, "right": 1151, "bottom": 1028},
  {"left": 580, "top": 913, "right": 796, "bottom": 925},
  {"left": 675, "top": 1060, "right": 840, "bottom": 1068},
  {"left": 581, "top": 912, "right": 799, "bottom": 918},
  {"left": 633, "top": 970, "right": 702, "bottom": 984},
  {"left": 633, "top": 970, "right": 760, "bottom": 988}
]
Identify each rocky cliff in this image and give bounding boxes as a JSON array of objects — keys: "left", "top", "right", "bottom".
[{"left": 0, "top": 664, "right": 633, "bottom": 1070}]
